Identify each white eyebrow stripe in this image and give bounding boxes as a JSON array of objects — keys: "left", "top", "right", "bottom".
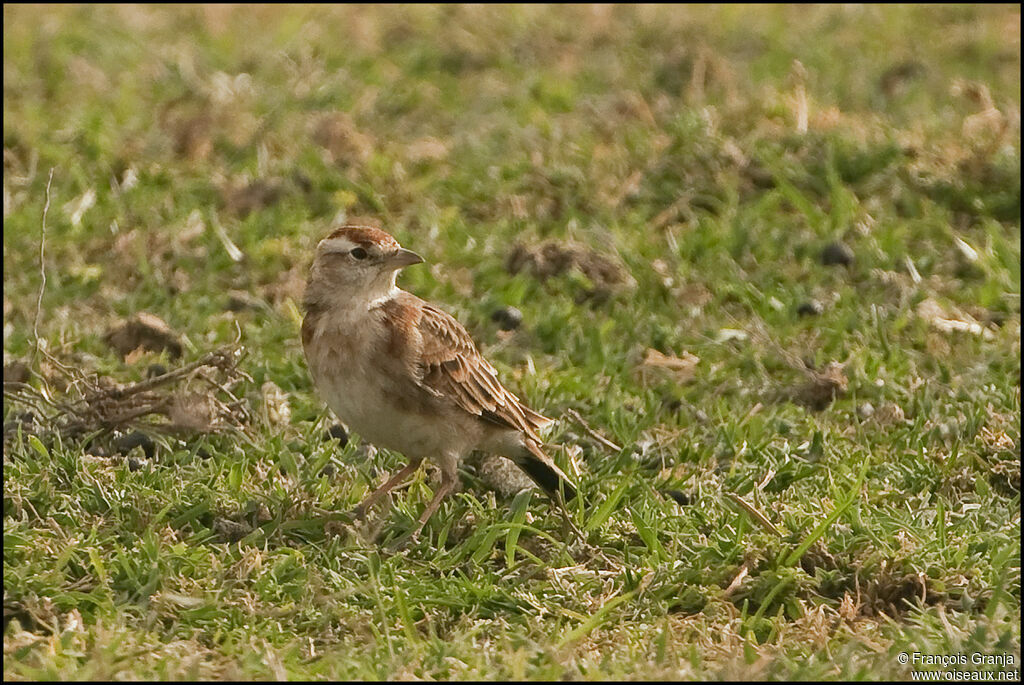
[{"left": 319, "top": 237, "right": 358, "bottom": 253}]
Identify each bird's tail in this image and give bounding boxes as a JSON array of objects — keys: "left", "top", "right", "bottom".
[{"left": 517, "top": 440, "right": 578, "bottom": 502}]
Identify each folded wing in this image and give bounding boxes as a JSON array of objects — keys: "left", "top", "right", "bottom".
[
  {"left": 415, "top": 300, "right": 552, "bottom": 439},
  {"left": 379, "top": 293, "right": 576, "bottom": 500}
]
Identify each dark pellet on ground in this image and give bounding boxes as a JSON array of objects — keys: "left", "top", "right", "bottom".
[
  {"left": 113, "top": 431, "right": 155, "bottom": 460},
  {"left": 665, "top": 490, "right": 692, "bottom": 506},
  {"left": 325, "top": 424, "right": 348, "bottom": 445},
  {"left": 146, "top": 364, "right": 168, "bottom": 378},
  {"left": 320, "top": 463, "right": 337, "bottom": 478},
  {"left": 821, "top": 241, "right": 854, "bottom": 266},
  {"left": 797, "top": 300, "right": 823, "bottom": 317},
  {"left": 491, "top": 306, "right": 523, "bottom": 331},
  {"left": 127, "top": 456, "right": 146, "bottom": 472}
]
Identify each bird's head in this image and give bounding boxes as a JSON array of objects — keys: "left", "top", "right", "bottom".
[{"left": 305, "top": 225, "right": 424, "bottom": 309}]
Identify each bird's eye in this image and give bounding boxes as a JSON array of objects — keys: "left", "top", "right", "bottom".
[{"left": 350, "top": 247, "right": 368, "bottom": 260}]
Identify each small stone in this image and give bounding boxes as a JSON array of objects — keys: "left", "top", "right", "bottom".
[
  {"left": 325, "top": 424, "right": 348, "bottom": 445},
  {"left": 255, "top": 504, "right": 272, "bottom": 524},
  {"left": 478, "top": 454, "right": 535, "bottom": 497},
  {"left": 794, "top": 361, "right": 848, "bottom": 410},
  {"left": 213, "top": 517, "right": 252, "bottom": 542},
  {"left": 146, "top": 363, "right": 167, "bottom": 379},
  {"left": 353, "top": 443, "right": 378, "bottom": 462},
  {"left": 245, "top": 501, "right": 273, "bottom": 524},
  {"left": 168, "top": 393, "right": 218, "bottom": 432},
  {"left": 857, "top": 402, "right": 875, "bottom": 419},
  {"left": 796, "top": 300, "right": 823, "bottom": 317},
  {"left": 874, "top": 401, "right": 905, "bottom": 425},
  {"left": 821, "top": 241, "right": 854, "bottom": 267},
  {"left": 112, "top": 431, "right": 155, "bottom": 460},
  {"left": 261, "top": 381, "right": 291, "bottom": 427},
  {"left": 491, "top": 306, "right": 523, "bottom": 331},
  {"left": 103, "top": 312, "right": 183, "bottom": 360}
]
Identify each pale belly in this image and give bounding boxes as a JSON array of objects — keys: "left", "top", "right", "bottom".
[{"left": 308, "top": 356, "right": 482, "bottom": 460}]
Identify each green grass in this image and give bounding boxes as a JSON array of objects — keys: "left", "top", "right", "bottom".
[{"left": 3, "top": 4, "right": 1020, "bottom": 680}]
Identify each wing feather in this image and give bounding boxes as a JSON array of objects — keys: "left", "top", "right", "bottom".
[{"left": 391, "top": 296, "right": 552, "bottom": 438}]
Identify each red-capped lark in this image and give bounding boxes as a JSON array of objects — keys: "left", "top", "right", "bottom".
[{"left": 301, "top": 225, "right": 578, "bottom": 546}]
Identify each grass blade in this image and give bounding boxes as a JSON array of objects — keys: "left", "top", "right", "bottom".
[
  {"left": 504, "top": 489, "right": 533, "bottom": 567},
  {"left": 785, "top": 456, "right": 870, "bottom": 567}
]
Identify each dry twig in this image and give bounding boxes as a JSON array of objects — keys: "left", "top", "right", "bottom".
[
  {"left": 4, "top": 346, "right": 251, "bottom": 443},
  {"left": 30, "top": 168, "right": 54, "bottom": 371},
  {"left": 565, "top": 408, "right": 622, "bottom": 452}
]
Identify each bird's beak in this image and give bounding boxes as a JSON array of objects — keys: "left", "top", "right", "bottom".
[{"left": 387, "top": 248, "right": 425, "bottom": 269}]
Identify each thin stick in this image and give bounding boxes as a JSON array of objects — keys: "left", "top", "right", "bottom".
[
  {"left": 554, "top": 491, "right": 587, "bottom": 542},
  {"left": 565, "top": 408, "right": 622, "bottom": 452},
  {"left": 4, "top": 346, "right": 250, "bottom": 442},
  {"left": 30, "top": 168, "right": 54, "bottom": 370},
  {"left": 84, "top": 348, "right": 238, "bottom": 404},
  {"left": 725, "top": 492, "right": 784, "bottom": 538},
  {"left": 1, "top": 386, "right": 54, "bottom": 416},
  {"left": 722, "top": 564, "right": 749, "bottom": 599}
]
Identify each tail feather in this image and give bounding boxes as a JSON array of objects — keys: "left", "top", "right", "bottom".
[{"left": 518, "top": 440, "right": 578, "bottom": 501}]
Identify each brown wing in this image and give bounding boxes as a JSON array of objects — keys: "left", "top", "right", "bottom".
[
  {"left": 412, "top": 300, "right": 552, "bottom": 439},
  {"left": 377, "top": 293, "right": 575, "bottom": 499}
]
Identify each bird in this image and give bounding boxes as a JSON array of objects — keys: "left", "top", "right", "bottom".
[{"left": 301, "top": 224, "right": 578, "bottom": 544}]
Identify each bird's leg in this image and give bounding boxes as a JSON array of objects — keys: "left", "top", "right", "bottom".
[
  {"left": 412, "top": 472, "right": 456, "bottom": 535},
  {"left": 350, "top": 458, "right": 423, "bottom": 520},
  {"left": 553, "top": 490, "right": 587, "bottom": 543},
  {"left": 550, "top": 488, "right": 620, "bottom": 569},
  {"left": 386, "top": 461, "right": 457, "bottom": 551}
]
